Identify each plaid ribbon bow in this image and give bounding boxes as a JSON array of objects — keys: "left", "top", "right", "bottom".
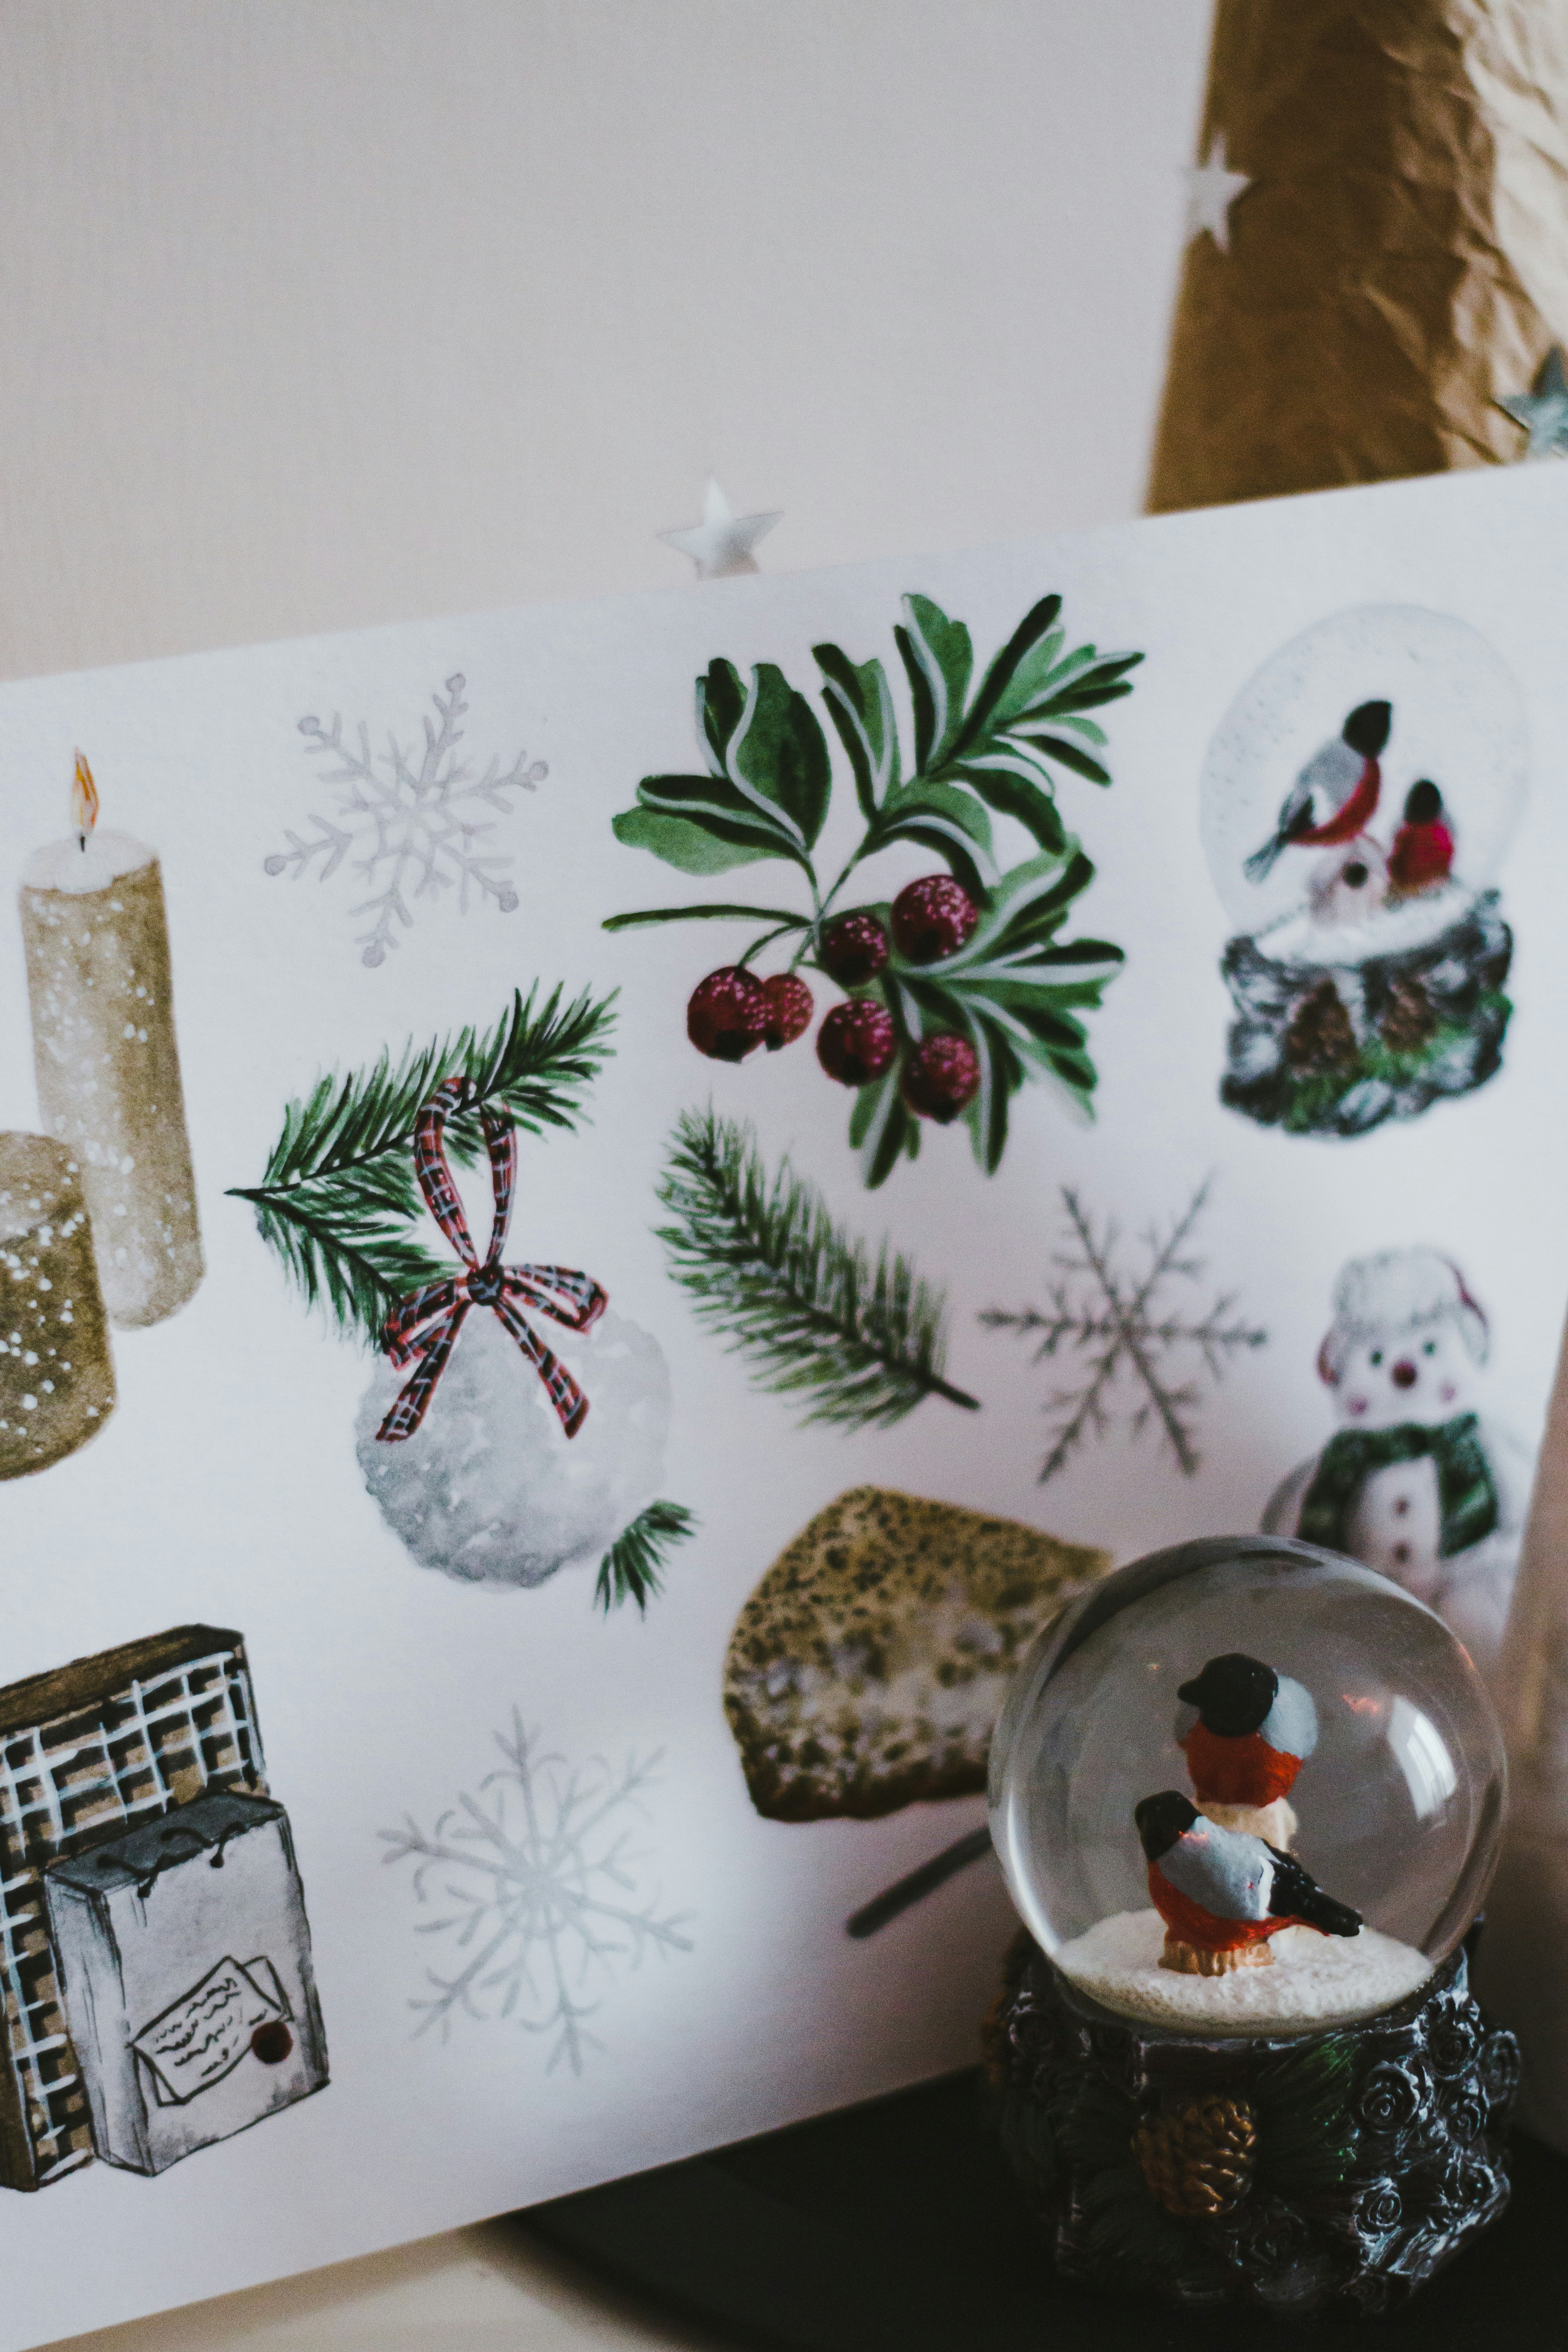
[{"left": 376, "top": 1076, "right": 607, "bottom": 1445}]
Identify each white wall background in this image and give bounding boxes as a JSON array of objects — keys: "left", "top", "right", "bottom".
[
  {"left": 0, "top": 1, "right": 1210, "bottom": 681},
  {"left": 3, "top": 5, "right": 1215, "bottom": 2345}
]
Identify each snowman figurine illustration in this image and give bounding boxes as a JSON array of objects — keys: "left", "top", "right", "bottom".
[{"left": 1263, "top": 1247, "right": 1534, "bottom": 1675}]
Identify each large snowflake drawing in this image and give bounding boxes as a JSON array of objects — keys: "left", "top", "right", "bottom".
[
  {"left": 264, "top": 673, "right": 547, "bottom": 967},
  {"left": 380, "top": 1715, "right": 693, "bottom": 2076},
  {"left": 980, "top": 1181, "right": 1267, "bottom": 1482}
]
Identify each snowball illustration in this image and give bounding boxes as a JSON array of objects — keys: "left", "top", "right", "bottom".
[{"left": 356, "top": 1308, "right": 672, "bottom": 1589}]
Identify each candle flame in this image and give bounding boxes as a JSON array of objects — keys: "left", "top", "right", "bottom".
[{"left": 71, "top": 751, "right": 99, "bottom": 844}]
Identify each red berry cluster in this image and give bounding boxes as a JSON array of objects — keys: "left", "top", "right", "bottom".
[{"left": 685, "top": 875, "right": 982, "bottom": 1124}]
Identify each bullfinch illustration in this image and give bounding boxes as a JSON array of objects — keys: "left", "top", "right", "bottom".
[
  {"left": 1176, "top": 1651, "right": 1318, "bottom": 1814},
  {"left": 1136, "top": 1791, "right": 1361, "bottom": 1973},
  {"left": 1387, "top": 779, "right": 1455, "bottom": 900},
  {"left": 1244, "top": 699, "right": 1392, "bottom": 884}
]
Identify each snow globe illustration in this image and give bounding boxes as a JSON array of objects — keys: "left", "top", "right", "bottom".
[
  {"left": 985, "top": 1534, "right": 1518, "bottom": 2319},
  {"left": 1201, "top": 607, "right": 1526, "bottom": 1139}
]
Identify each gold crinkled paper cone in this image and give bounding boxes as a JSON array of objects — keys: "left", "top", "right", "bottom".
[{"left": 1148, "top": 0, "right": 1568, "bottom": 512}]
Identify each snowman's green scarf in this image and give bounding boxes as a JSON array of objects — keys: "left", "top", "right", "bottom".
[{"left": 1296, "top": 1411, "right": 1497, "bottom": 1560}]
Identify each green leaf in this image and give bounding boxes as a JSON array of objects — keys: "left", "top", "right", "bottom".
[
  {"left": 697, "top": 659, "right": 747, "bottom": 774},
  {"left": 950, "top": 592, "right": 1062, "bottom": 751},
  {"left": 230, "top": 985, "right": 615, "bottom": 1347},
  {"left": 1047, "top": 652, "right": 1143, "bottom": 704},
  {"left": 814, "top": 643, "right": 900, "bottom": 820},
  {"left": 595, "top": 1500, "right": 698, "bottom": 1614},
  {"left": 603, "top": 900, "right": 807, "bottom": 932},
  {"left": 727, "top": 663, "right": 833, "bottom": 850},
  {"left": 897, "top": 594, "right": 973, "bottom": 767},
  {"left": 849, "top": 1065, "right": 920, "bottom": 1189},
  {"left": 612, "top": 805, "right": 773, "bottom": 875},
  {"left": 633, "top": 772, "right": 813, "bottom": 870},
  {"left": 944, "top": 762, "right": 1067, "bottom": 854},
  {"left": 870, "top": 779, "right": 996, "bottom": 900},
  {"left": 655, "top": 1107, "right": 975, "bottom": 1415},
  {"left": 1015, "top": 734, "right": 1112, "bottom": 786},
  {"left": 929, "top": 851, "right": 1088, "bottom": 968},
  {"left": 960, "top": 1009, "right": 1018, "bottom": 1175},
  {"left": 983, "top": 626, "right": 1066, "bottom": 728}
]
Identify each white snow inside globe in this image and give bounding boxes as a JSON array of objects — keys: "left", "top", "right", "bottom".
[{"left": 988, "top": 1534, "right": 1504, "bottom": 2036}]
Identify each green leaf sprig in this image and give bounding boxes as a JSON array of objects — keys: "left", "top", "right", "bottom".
[{"left": 606, "top": 592, "right": 1142, "bottom": 1186}]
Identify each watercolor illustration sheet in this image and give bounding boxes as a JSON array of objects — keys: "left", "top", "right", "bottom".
[{"left": 1, "top": 460, "right": 1567, "bottom": 2347}]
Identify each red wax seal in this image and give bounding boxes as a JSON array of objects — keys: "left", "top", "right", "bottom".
[{"left": 250, "top": 2020, "right": 294, "bottom": 2065}]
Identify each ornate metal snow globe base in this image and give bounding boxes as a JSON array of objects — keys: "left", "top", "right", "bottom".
[{"left": 985, "top": 1535, "right": 1518, "bottom": 2320}]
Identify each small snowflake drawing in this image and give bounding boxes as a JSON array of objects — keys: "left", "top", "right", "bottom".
[
  {"left": 264, "top": 673, "right": 546, "bottom": 967},
  {"left": 980, "top": 1181, "right": 1267, "bottom": 1482},
  {"left": 380, "top": 1714, "right": 693, "bottom": 2076}
]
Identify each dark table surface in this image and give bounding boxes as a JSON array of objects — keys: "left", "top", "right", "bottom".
[{"left": 526, "top": 2068, "right": 1566, "bottom": 2352}]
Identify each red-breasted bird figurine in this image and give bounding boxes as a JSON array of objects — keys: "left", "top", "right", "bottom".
[
  {"left": 1387, "top": 779, "right": 1455, "bottom": 900},
  {"left": 1175, "top": 1651, "right": 1319, "bottom": 1852},
  {"left": 1243, "top": 699, "right": 1392, "bottom": 884},
  {"left": 1135, "top": 1791, "right": 1362, "bottom": 1977}
]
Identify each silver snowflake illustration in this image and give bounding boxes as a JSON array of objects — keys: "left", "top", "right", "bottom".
[
  {"left": 980, "top": 1181, "right": 1267, "bottom": 1482},
  {"left": 379, "top": 1714, "right": 693, "bottom": 2076},
  {"left": 265, "top": 673, "right": 546, "bottom": 967}
]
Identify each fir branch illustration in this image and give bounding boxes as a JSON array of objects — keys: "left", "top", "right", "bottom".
[
  {"left": 228, "top": 984, "right": 616, "bottom": 1346},
  {"left": 982, "top": 1180, "right": 1266, "bottom": 1481},
  {"left": 656, "top": 1108, "right": 979, "bottom": 1430},
  {"left": 596, "top": 1500, "right": 699, "bottom": 1616}
]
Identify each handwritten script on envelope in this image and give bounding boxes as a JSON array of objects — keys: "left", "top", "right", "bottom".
[{"left": 132, "top": 1957, "right": 292, "bottom": 2107}]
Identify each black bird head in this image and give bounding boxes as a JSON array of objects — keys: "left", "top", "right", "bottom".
[
  {"left": 1177, "top": 1652, "right": 1278, "bottom": 1738},
  {"left": 1342, "top": 700, "right": 1392, "bottom": 758},
  {"left": 1134, "top": 1790, "right": 1198, "bottom": 1863},
  {"left": 1405, "top": 779, "right": 1442, "bottom": 824}
]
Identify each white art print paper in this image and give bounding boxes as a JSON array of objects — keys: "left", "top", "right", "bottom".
[{"left": 0, "top": 461, "right": 1566, "bottom": 2347}]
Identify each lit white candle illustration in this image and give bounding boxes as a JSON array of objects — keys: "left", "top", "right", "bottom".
[
  {"left": 0, "top": 1132, "right": 115, "bottom": 1476},
  {"left": 19, "top": 756, "right": 202, "bottom": 1327}
]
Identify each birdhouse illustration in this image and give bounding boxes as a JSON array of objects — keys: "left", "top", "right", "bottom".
[
  {"left": 985, "top": 1535, "right": 1519, "bottom": 2317},
  {"left": 1263, "top": 1247, "right": 1534, "bottom": 1678},
  {"left": 1199, "top": 607, "right": 1527, "bottom": 1140}
]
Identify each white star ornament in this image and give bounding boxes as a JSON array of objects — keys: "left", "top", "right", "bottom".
[{"left": 659, "top": 479, "right": 781, "bottom": 580}]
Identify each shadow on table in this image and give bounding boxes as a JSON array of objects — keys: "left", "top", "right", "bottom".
[{"left": 520, "top": 2068, "right": 1567, "bottom": 2352}]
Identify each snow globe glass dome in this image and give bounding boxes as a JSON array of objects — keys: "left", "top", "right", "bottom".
[
  {"left": 984, "top": 1535, "right": 1519, "bottom": 2320},
  {"left": 990, "top": 1532, "right": 1503, "bottom": 2030}
]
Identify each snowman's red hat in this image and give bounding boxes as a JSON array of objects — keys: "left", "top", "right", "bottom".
[{"left": 1317, "top": 1246, "right": 1488, "bottom": 1387}]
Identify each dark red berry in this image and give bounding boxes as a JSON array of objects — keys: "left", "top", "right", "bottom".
[
  {"left": 891, "top": 875, "right": 979, "bottom": 964},
  {"left": 903, "top": 1033, "right": 981, "bottom": 1123},
  {"left": 819, "top": 911, "right": 889, "bottom": 986},
  {"left": 760, "top": 972, "right": 814, "bottom": 1050},
  {"left": 817, "top": 999, "right": 897, "bottom": 1086},
  {"left": 688, "top": 966, "right": 770, "bottom": 1061}
]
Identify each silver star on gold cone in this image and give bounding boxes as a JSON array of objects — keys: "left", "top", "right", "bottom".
[
  {"left": 1499, "top": 347, "right": 1568, "bottom": 460},
  {"left": 659, "top": 479, "right": 781, "bottom": 579},
  {"left": 1185, "top": 133, "right": 1250, "bottom": 255}
]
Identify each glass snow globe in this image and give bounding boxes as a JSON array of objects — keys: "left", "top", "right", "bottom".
[{"left": 985, "top": 1535, "right": 1519, "bottom": 2319}]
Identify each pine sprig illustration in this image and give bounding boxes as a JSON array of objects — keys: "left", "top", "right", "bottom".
[
  {"left": 596, "top": 1500, "right": 699, "bottom": 1615},
  {"left": 655, "top": 1107, "right": 979, "bottom": 1429},
  {"left": 982, "top": 1181, "right": 1265, "bottom": 1481},
  {"left": 230, "top": 984, "right": 616, "bottom": 1344}
]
